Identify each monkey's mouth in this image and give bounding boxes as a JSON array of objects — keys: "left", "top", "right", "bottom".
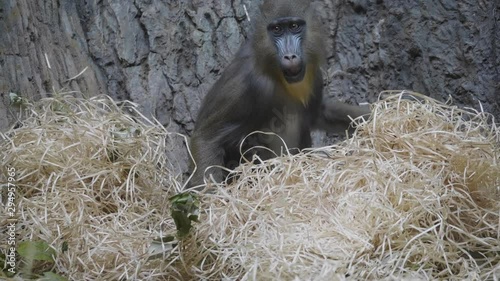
[{"left": 283, "top": 66, "right": 306, "bottom": 84}]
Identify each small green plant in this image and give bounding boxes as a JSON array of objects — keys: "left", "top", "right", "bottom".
[
  {"left": 170, "top": 192, "right": 200, "bottom": 238},
  {"left": 0, "top": 240, "right": 68, "bottom": 281}
]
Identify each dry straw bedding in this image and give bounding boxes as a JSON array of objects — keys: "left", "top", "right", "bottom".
[{"left": 1, "top": 92, "right": 499, "bottom": 280}]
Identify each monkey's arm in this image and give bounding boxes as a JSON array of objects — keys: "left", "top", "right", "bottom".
[
  {"left": 188, "top": 60, "right": 258, "bottom": 188},
  {"left": 188, "top": 100, "right": 248, "bottom": 188},
  {"left": 314, "top": 99, "right": 371, "bottom": 134},
  {"left": 188, "top": 130, "right": 226, "bottom": 188}
]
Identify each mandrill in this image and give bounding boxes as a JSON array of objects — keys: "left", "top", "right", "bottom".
[{"left": 188, "top": 0, "right": 370, "bottom": 188}]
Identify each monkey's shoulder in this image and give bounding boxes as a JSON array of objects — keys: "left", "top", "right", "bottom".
[
  {"left": 196, "top": 69, "right": 270, "bottom": 130},
  {"left": 208, "top": 58, "right": 274, "bottom": 102}
]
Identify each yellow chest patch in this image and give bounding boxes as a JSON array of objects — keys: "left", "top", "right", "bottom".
[{"left": 281, "top": 66, "right": 315, "bottom": 105}]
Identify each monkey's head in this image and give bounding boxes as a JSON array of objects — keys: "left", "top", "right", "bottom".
[{"left": 254, "top": 0, "right": 326, "bottom": 85}]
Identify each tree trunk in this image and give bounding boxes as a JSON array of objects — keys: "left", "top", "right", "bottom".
[{"left": 1, "top": 0, "right": 499, "bottom": 174}]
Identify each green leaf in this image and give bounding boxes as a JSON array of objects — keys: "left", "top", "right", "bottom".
[
  {"left": 147, "top": 236, "right": 178, "bottom": 260},
  {"left": 61, "top": 241, "right": 68, "bottom": 253},
  {"left": 17, "top": 241, "right": 56, "bottom": 262},
  {"left": 39, "top": 272, "right": 68, "bottom": 281},
  {"left": 9, "top": 92, "right": 25, "bottom": 107},
  {"left": 169, "top": 192, "right": 200, "bottom": 238}
]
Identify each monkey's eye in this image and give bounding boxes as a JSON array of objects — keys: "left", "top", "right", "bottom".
[
  {"left": 290, "top": 23, "right": 299, "bottom": 30},
  {"left": 271, "top": 25, "right": 283, "bottom": 34}
]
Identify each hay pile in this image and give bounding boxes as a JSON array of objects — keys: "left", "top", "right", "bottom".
[
  {"left": 184, "top": 92, "right": 500, "bottom": 280},
  {"left": 1, "top": 92, "right": 499, "bottom": 280},
  {"left": 0, "top": 95, "right": 180, "bottom": 280}
]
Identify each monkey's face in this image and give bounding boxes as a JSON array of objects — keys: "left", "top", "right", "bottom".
[{"left": 267, "top": 17, "right": 306, "bottom": 84}]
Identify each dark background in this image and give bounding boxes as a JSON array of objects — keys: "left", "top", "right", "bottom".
[{"left": 1, "top": 0, "right": 499, "bottom": 175}]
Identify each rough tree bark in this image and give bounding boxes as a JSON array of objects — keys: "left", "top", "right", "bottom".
[{"left": 1, "top": 0, "right": 499, "bottom": 175}]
